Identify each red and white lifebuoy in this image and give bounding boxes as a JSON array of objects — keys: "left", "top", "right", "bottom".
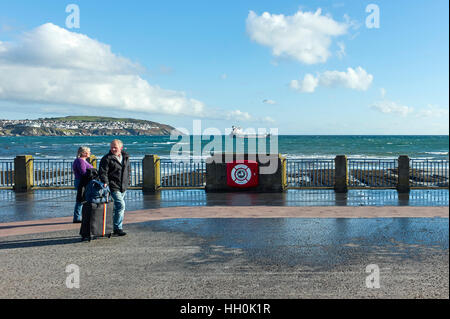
[
  {"left": 227, "top": 161, "right": 259, "bottom": 188},
  {"left": 230, "top": 164, "right": 252, "bottom": 185}
]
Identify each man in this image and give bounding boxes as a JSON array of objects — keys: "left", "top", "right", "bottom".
[{"left": 99, "top": 139, "right": 130, "bottom": 236}]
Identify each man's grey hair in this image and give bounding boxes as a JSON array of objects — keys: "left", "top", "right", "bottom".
[{"left": 111, "top": 139, "right": 123, "bottom": 147}]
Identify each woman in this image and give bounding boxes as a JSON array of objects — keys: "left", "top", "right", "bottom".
[{"left": 72, "top": 146, "right": 93, "bottom": 223}]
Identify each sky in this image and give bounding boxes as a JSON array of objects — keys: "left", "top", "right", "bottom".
[{"left": 0, "top": 0, "right": 448, "bottom": 135}]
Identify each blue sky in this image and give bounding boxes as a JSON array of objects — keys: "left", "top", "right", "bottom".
[{"left": 0, "top": 0, "right": 448, "bottom": 134}]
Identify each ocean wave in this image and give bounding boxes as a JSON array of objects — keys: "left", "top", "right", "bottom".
[
  {"left": 33, "top": 155, "right": 66, "bottom": 159},
  {"left": 73, "top": 143, "right": 109, "bottom": 146},
  {"left": 425, "top": 152, "right": 449, "bottom": 155},
  {"left": 282, "top": 154, "right": 399, "bottom": 160},
  {"left": 153, "top": 141, "right": 178, "bottom": 145}
]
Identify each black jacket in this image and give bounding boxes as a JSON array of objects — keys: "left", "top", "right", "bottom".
[
  {"left": 98, "top": 151, "right": 130, "bottom": 192},
  {"left": 76, "top": 168, "right": 99, "bottom": 203}
]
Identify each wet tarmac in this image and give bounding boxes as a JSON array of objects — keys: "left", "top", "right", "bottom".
[
  {"left": 0, "top": 189, "right": 448, "bottom": 222},
  {"left": 1, "top": 216, "right": 448, "bottom": 298},
  {"left": 138, "top": 217, "right": 449, "bottom": 268}
]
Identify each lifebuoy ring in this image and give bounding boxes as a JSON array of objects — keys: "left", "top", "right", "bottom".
[{"left": 231, "top": 164, "right": 252, "bottom": 185}]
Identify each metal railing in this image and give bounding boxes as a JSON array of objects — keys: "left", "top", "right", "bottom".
[
  {"left": 286, "top": 158, "right": 448, "bottom": 188},
  {"left": 285, "top": 159, "right": 335, "bottom": 187},
  {"left": 1, "top": 156, "right": 448, "bottom": 189},
  {"left": 0, "top": 159, "right": 14, "bottom": 187},
  {"left": 129, "top": 159, "right": 143, "bottom": 187},
  {"left": 410, "top": 159, "right": 449, "bottom": 188},
  {"left": 348, "top": 158, "right": 398, "bottom": 188},
  {"left": 159, "top": 159, "right": 206, "bottom": 188},
  {"left": 32, "top": 159, "right": 75, "bottom": 187},
  {"left": 31, "top": 158, "right": 144, "bottom": 188}
]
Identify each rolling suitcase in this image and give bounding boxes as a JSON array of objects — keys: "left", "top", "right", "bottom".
[{"left": 80, "top": 201, "right": 114, "bottom": 240}]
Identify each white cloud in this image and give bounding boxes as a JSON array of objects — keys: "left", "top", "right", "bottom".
[
  {"left": 0, "top": 23, "right": 210, "bottom": 117},
  {"left": 290, "top": 74, "right": 319, "bottom": 93},
  {"left": 336, "top": 41, "right": 346, "bottom": 59},
  {"left": 416, "top": 104, "right": 449, "bottom": 118},
  {"left": 320, "top": 67, "right": 373, "bottom": 90},
  {"left": 343, "top": 14, "right": 361, "bottom": 31},
  {"left": 380, "top": 88, "right": 386, "bottom": 98},
  {"left": 370, "top": 100, "right": 414, "bottom": 117},
  {"left": 291, "top": 67, "right": 373, "bottom": 93},
  {"left": 246, "top": 8, "right": 349, "bottom": 64},
  {"left": 224, "top": 110, "right": 275, "bottom": 124},
  {"left": 0, "top": 23, "right": 141, "bottom": 74},
  {"left": 226, "top": 110, "right": 252, "bottom": 121},
  {"left": 370, "top": 100, "right": 447, "bottom": 120}
]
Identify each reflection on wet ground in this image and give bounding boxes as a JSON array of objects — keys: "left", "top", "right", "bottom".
[
  {"left": 138, "top": 217, "right": 449, "bottom": 268},
  {"left": 0, "top": 189, "right": 448, "bottom": 222}
]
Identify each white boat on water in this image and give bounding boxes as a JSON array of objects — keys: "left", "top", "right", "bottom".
[{"left": 229, "top": 126, "right": 270, "bottom": 138}]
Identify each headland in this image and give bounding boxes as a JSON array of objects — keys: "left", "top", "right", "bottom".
[{"left": 0, "top": 116, "right": 182, "bottom": 136}]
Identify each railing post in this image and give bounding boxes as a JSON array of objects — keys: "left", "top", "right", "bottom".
[
  {"left": 143, "top": 155, "right": 160, "bottom": 193},
  {"left": 281, "top": 154, "right": 287, "bottom": 190},
  {"left": 14, "top": 155, "right": 33, "bottom": 192},
  {"left": 88, "top": 155, "right": 97, "bottom": 169},
  {"left": 397, "top": 155, "right": 410, "bottom": 193},
  {"left": 334, "top": 155, "right": 348, "bottom": 193}
]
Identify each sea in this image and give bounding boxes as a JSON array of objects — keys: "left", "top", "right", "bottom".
[{"left": 0, "top": 135, "right": 448, "bottom": 160}]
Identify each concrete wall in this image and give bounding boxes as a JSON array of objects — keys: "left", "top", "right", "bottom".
[
  {"left": 397, "top": 155, "right": 410, "bottom": 193},
  {"left": 205, "top": 153, "right": 287, "bottom": 193},
  {"left": 334, "top": 155, "right": 348, "bottom": 193}
]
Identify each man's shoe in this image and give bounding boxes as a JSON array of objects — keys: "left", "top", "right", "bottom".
[{"left": 113, "top": 229, "right": 127, "bottom": 236}]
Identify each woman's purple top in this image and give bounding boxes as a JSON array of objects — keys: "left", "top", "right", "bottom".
[{"left": 73, "top": 158, "right": 94, "bottom": 180}]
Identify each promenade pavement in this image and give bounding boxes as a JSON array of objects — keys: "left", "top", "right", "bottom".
[{"left": 0, "top": 205, "right": 448, "bottom": 299}]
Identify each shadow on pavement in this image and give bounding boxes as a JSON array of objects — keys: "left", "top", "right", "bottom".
[
  {"left": 0, "top": 222, "right": 74, "bottom": 230},
  {"left": 0, "top": 236, "right": 81, "bottom": 250}
]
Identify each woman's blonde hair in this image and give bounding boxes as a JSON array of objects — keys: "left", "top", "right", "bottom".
[{"left": 77, "top": 146, "right": 91, "bottom": 158}]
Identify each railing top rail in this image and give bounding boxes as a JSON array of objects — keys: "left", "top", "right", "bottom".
[
  {"left": 31, "top": 158, "right": 73, "bottom": 161},
  {"left": 160, "top": 158, "right": 206, "bottom": 162},
  {"left": 410, "top": 158, "right": 449, "bottom": 162},
  {"left": 285, "top": 158, "right": 336, "bottom": 161},
  {"left": 347, "top": 158, "right": 398, "bottom": 161}
]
